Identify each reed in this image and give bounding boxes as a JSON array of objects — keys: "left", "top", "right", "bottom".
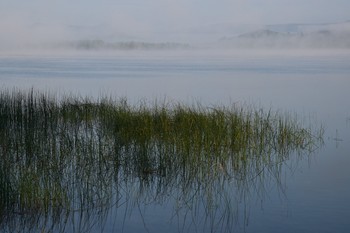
[{"left": 0, "top": 89, "right": 323, "bottom": 231}]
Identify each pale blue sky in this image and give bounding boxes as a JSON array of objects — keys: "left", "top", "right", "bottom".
[{"left": 1, "top": 0, "right": 350, "bottom": 45}]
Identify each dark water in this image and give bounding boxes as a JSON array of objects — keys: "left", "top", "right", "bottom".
[{"left": 1, "top": 50, "right": 350, "bottom": 232}]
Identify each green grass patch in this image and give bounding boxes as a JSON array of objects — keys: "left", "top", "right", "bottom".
[{"left": 0, "top": 89, "right": 323, "bottom": 227}]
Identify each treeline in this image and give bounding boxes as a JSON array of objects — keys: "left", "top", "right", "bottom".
[{"left": 53, "top": 40, "right": 191, "bottom": 50}]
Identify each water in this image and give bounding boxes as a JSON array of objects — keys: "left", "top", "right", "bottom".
[{"left": 1, "top": 49, "right": 350, "bottom": 232}]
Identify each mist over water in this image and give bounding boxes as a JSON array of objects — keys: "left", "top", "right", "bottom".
[
  {"left": 1, "top": 49, "right": 349, "bottom": 107},
  {"left": 1, "top": 8, "right": 350, "bottom": 53},
  {"left": 1, "top": 0, "right": 350, "bottom": 54}
]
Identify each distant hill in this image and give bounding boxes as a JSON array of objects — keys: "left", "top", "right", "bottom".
[
  {"left": 265, "top": 21, "right": 350, "bottom": 33},
  {"left": 219, "top": 24, "right": 350, "bottom": 48}
]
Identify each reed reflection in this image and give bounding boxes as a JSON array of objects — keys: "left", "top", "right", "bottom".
[{"left": 0, "top": 90, "right": 323, "bottom": 232}]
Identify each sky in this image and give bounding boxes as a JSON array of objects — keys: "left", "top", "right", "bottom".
[{"left": 1, "top": 0, "right": 350, "bottom": 46}]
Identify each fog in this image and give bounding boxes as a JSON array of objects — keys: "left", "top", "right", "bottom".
[{"left": 1, "top": 0, "right": 350, "bottom": 53}]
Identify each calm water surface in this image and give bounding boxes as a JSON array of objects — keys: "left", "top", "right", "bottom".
[{"left": 0, "top": 50, "right": 349, "bottom": 232}]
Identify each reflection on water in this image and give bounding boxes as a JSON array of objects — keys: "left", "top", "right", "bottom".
[{"left": 0, "top": 90, "right": 322, "bottom": 232}]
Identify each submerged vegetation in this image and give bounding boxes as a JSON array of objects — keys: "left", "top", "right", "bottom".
[{"left": 0, "top": 89, "right": 323, "bottom": 232}]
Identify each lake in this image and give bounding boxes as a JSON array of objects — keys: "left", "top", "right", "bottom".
[{"left": 0, "top": 49, "right": 349, "bottom": 232}]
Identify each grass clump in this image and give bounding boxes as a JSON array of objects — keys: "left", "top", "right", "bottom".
[{"left": 0, "top": 89, "right": 323, "bottom": 231}]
